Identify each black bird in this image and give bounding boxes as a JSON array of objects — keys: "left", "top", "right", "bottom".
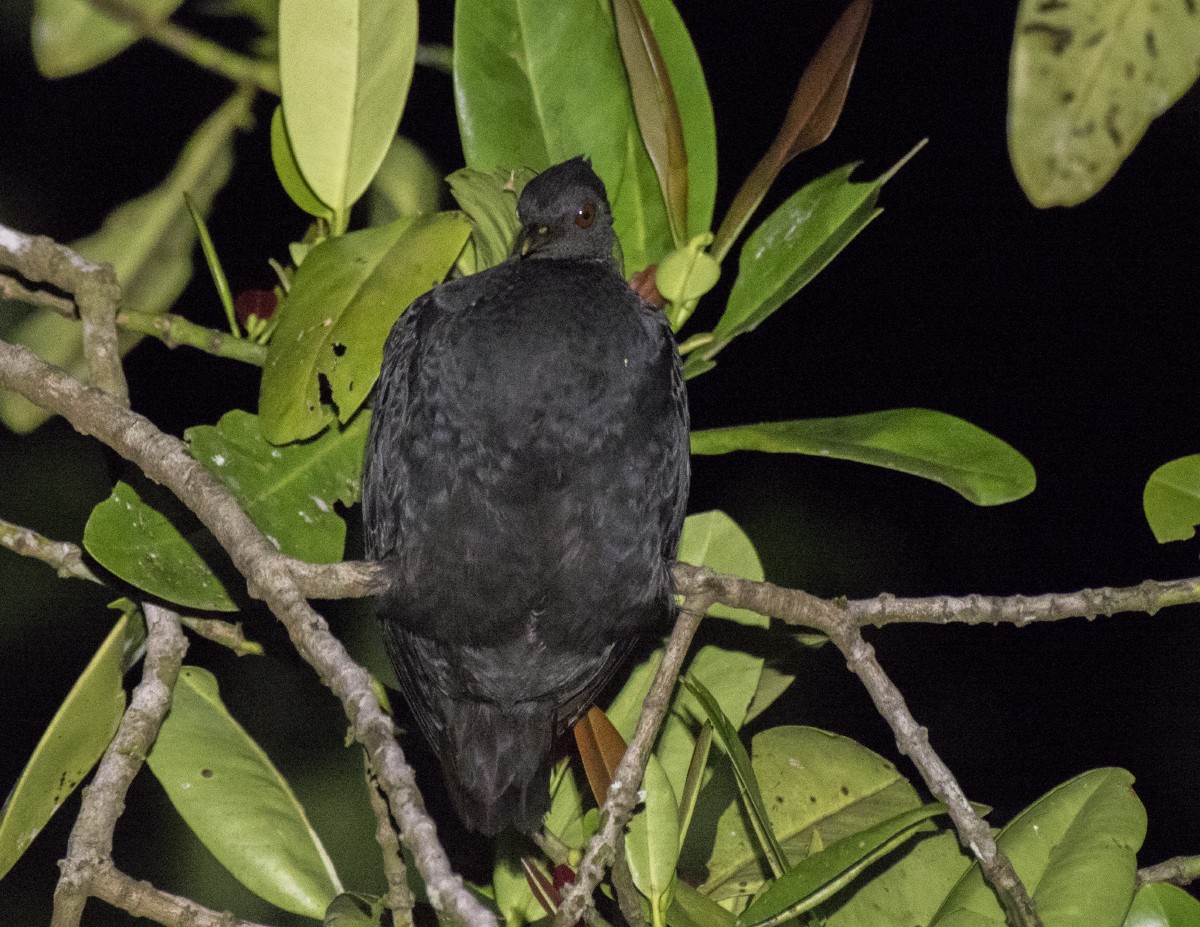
[{"left": 362, "top": 157, "right": 689, "bottom": 835}]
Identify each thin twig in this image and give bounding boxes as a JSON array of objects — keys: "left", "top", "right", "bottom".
[
  {"left": 0, "top": 516, "right": 101, "bottom": 584},
  {"left": 1138, "top": 854, "right": 1200, "bottom": 889},
  {"left": 0, "top": 224, "right": 126, "bottom": 404},
  {"left": 611, "top": 833, "right": 649, "bottom": 927},
  {"left": 0, "top": 337, "right": 494, "bottom": 927},
  {"left": 52, "top": 604, "right": 188, "bottom": 927},
  {"left": 553, "top": 591, "right": 715, "bottom": 927},
  {"left": 365, "top": 755, "right": 417, "bottom": 927},
  {"left": 83, "top": 0, "right": 280, "bottom": 93},
  {"left": 179, "top": 615, "right": 263, "bottom": 656}
]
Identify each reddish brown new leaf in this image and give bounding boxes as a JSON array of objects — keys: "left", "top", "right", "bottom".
[
  {"left": 522, "top": 856, "right": 560, "bottom": 915},
  {"left": 613, "top": 0, "right": 689, "bottom": 246},
  {"left": 574, "top": 706, "right": 629, "bottom": 806},
  {"left": 713, "top": 0, "right": 872, "bottom": 260}
]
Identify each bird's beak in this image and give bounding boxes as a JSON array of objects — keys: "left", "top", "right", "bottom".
[{"left": 517, "top": 225, "right": 550, "bottom": 258}]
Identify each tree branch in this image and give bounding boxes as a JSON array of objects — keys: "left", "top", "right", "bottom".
[
  {"left": 0, "top": 338, "right": 494, "bottom": 927},
  {"left": 1138, "top": 854, "right": 1200, "bottom": 890},
  {"left": 553, "top": 591, "right": 716, "bottom": 927},
  {"left": 365, "top": 755, "right": 416, "bottom": 927},
  {"left": 0, "top": 224, "right": 126, "bottom": 404},
  {"left": 83, "top": 0, "right": 280, "bottom": 94},
  {"left": 0, "top": 516, "right": 101, "bottom": 584},
  {"left": 88, "top": 863, "right": 272, "bottom": 927},
  {"left": 52, "top": 604, "right": 188, "bottom": 927}
]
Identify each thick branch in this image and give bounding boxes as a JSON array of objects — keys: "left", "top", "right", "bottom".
[
  {"left": 0, "top": 339, "right": 493, "bottom": 927},
  {"left": 52, "top": 604, "right": 188, "bottom": 927},
  {"left": 553, "top": 591, "right": 716, "bottom": 927},
  {"left": 88, "top": 863, "right": 271, "bottom": 927}
]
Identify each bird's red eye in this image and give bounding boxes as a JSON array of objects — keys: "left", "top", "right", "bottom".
[{"left": 575, "top": 203, "right": 596, "bottom": 229}]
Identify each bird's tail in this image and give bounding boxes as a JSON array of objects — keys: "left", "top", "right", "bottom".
[{"left": 440, "top": 699, "right": 554, "bottom": 836}]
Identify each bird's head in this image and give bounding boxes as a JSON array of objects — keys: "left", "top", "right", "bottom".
[{"left": 514, "top": 156, "right": 618, "bottom": 265}]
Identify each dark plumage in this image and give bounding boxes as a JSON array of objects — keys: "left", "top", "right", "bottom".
[{"left": 362, "top": 156, "right": 689, "bottom": 835}]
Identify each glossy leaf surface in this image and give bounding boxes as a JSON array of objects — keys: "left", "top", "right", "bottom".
[
  {"left": 279, "top": 0, "right": 418, "bottom": 223},
  {"left": 258, "top": 212, "right": 469, "bottom": 443},
  {"left": 84, "top": 482, "right": 237, "bottom": 612},
  {"left": 930, "top": 768, "right": 1146, "bottom": 927},
  {"left": 186, "top": 409, "right": 369, "bottom": 563},
  {"left": 1143, "top": 454, "right": 1200, "bottom": 543},
  {"left": 0, "top": 613, "right": 133, "bottom": 879},
  {"left": 691, "top": 409, "right": 1036, "bottom": 506},
  {"left": 147, "top": 667, "right": 343, "bottom": 918},
  {"left": 1124, "top": 883, "right": 1200, "bottom": 927}
]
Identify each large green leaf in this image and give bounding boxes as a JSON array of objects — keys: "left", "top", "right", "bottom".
[
  {"left": 271, "top": 105, "right": 334, "bottom": 220},
  {"left": 739, "top": 803, "right": 950, "bottom": 927},
  {"left": 929, "top": 768, "right": 1146, "bottom": 927},
  {"left": 1143, "top": 455, "right": 1200, "bottom": 543},
  {"left": 32, "top": 0, "right": 185, "bottom": 77},
  {"left": 453, "top": 0, "right": 671, "bottom": 275},
  {"left": 84, "top": 482, "right": 238, "bottom": 612},
  {"left": 0, "top": 90, "right": 250, "bottom": 433},
  {"left": 694, "top": 726, "right": 922, "bottom": 914},
  {"left": 1009, "top": 0, "right": 1200, "bottom": 208},
  {"left": 1124, "top": 883, "right": 1200, "bottom": 927},
  {"left": 676, "top": 510, "right": 765, "bottom": 626},
  {"left": 258, "top": 212, "right": 470, "bottom": 444},
  {"left": 147, "top": 667, "right": 343, "bottom": 918},
  {"left": 686, "top": 154, "right": 912, "bottom": 376},
  {"left": 447, "top": 167, "right": 536, "bottom": 272},
  {"left": 691, "top": 409, "right": 1036, "bottom": 507},
  {"left": 0, "top": 613, "right": 135, "bottom": 879},
  {"left": 186, "top": 409, "right": 369, "bottom": 563},
  {"left": 627, "top": 752, "right": 681, "bottom": 927},
  {"left": 279, "top": 0, "right": 418, "bottom": 227},
  {"left": 818, "top": 829, "right": 973, "bottom": 927}
]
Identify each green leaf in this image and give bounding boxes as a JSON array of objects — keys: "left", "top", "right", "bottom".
[
  {"left": 693, "top": 726, "right": 922, "bottom": 915},
  {"left": 324, "top": 892, "right": 386, "bottom": 927},
  {"left": 84, "top": 482, "right": 238, "bottom": 612},
  {"left": 676, "top": 510, "right": 766, "bottom": 626},
  {"left": 186, "top": 409, "right": 369, "bottom": 563},
  {"left": 0, "top": 613, "right": 133, "bottom": 879},
  {"left": 368, "top": 136, "right": 443, "bottom": 227},
  {"left": 493, "top": 832, "right": 545, "bottom": 926},
  {"left": 447, "top": 167, "right": 537, "bottom": 272},
  {"left": 147, "top": 666, "right": 343, "bottom": 918},
  {"left": 639, "top": 0, "right": 716, "bottom": 239},
  {"left": 279, "top": 0, "right": 418, "bottom": 227},
  {"left": 544, "top": 758, "right": 588, "bottom": 850},
  {"left": 739, "top": 803, "right": 949, "bottom": 927},
  {"left": 627, "top": 752, "right": 682, "bottom": 927},
  {"left": 453, "top": 0, "right": 671, "bottom": 275},
  {"left": 683, "top": 675, "right": 787, "bottom": 879},
  {"left": 677, "top": 722, "right": 713, "bottom": 844},
  {"left": 691, "top": 409, "right": 1036, "bottom": 507},
  {"left": 1009, "top": 0, "right": 1200, "bottom": 208},
  {"left": 659, "top": 232, "right": 720, "bottom": 331},
  {"left": 692, "top": 151, "right": 916, "bottom": 375},
  {"left": 0, "top": 90, "right": 250, "bottom": 433},
  {"left": 1124, "top": 883, "right": 1200, "bottom": 927},
  {"left": 818, "top": 829, "right": 973, "bottom": 927},
  {"left": 258, "top": 212, "right": 470, "bottom": 444},
  {"left": 743, "top": 665, "right": 796, "bottom": 726},
  {"left": 271, "top": 105, "right": 334, "bottom": 220},
  {"left": 930, "top": 768, "right": 1147, "bottom": 927},
  {"left": 669, "top": 880, "right": 736, "bottom": 927},
  {"left": 1143, "top": 455, "right": 1200, "bottom": 543},
  {"left": 613, "top": 0, "right": 689, "bottom": 245},
  {"left": 32, "top": 0, "right": 185, "bottom": 77},
  {"left": 184, "top": 192, "right": 240, "bottom": 336}
]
